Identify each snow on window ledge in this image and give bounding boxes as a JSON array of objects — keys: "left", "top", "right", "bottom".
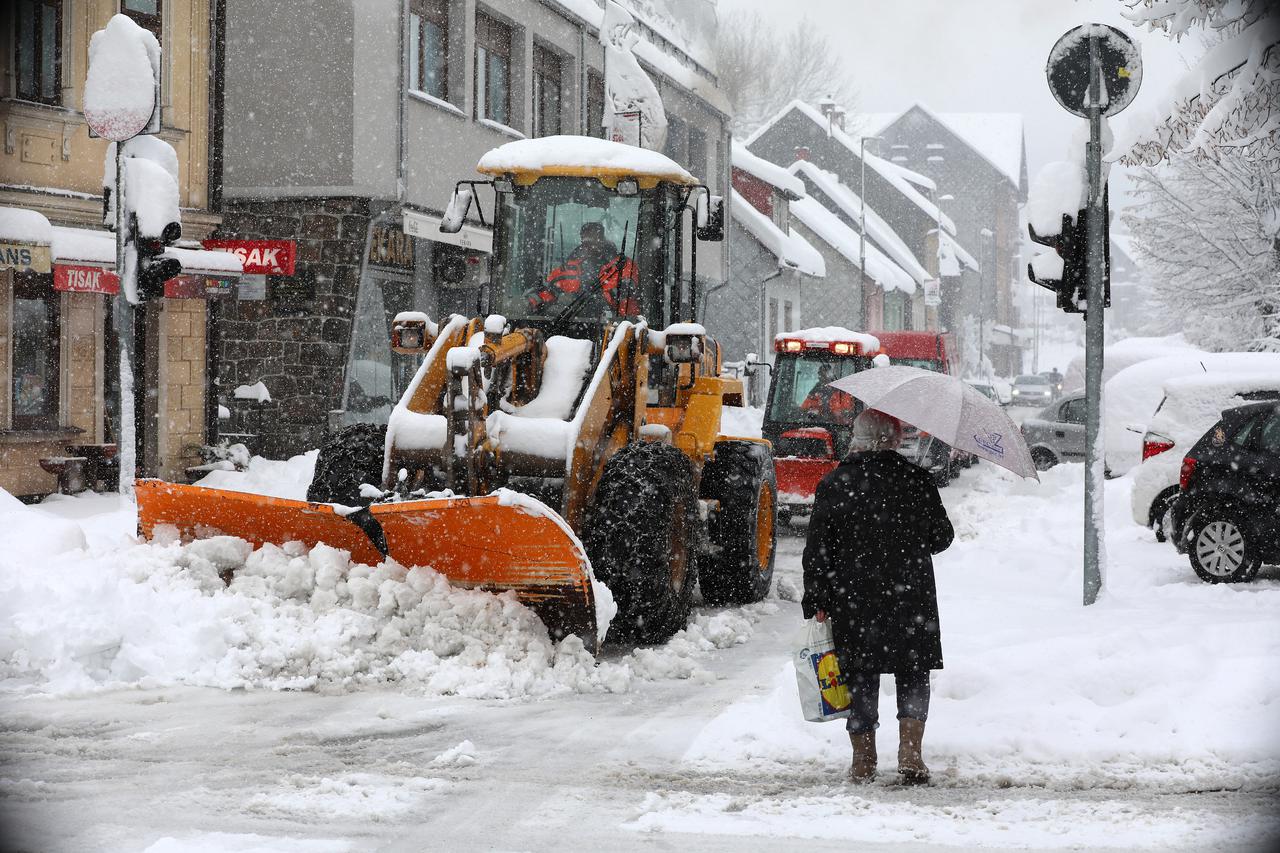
[
  {"left": 478, "top": 117, "right": 526, "bottom": 140},
  {"left": 408, "top": 89, "right": 465, "bottom": 119}
]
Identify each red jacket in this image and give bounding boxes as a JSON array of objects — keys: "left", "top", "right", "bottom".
[{"left": 532, "top": 247, "right": 639, "bottom": 316}]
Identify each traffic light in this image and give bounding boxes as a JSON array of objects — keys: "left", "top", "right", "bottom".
[
  {"left": 1028, "top": 187, "right": 1110, "bottom": 314},
  {"left": 135, "top": 220, "right": 182, "bottom": 301}
]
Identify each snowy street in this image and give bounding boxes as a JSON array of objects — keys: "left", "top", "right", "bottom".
[{"left": 3, "top": 462, "right": 1278, "bottom": 852}]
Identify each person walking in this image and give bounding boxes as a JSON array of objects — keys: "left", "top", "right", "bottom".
[{"left": 801, "top": 409, "right": 954, "bottom": 784}]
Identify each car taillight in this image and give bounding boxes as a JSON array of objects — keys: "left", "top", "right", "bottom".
[
  {"left": 1179, "top": 456, "right": 1197, "bottom": 490},
  {"left": 1142, "top": 439, "right": 1175, "bottom": 461}
]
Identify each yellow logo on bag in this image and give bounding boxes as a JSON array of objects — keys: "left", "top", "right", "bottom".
[{"left": 816, "top": 651, "right": 850, "bottom": 712}]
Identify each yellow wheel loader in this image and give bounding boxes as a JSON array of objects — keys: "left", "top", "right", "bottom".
[{"left": 137, "top": 137, "right": 777, "bottom": 650}]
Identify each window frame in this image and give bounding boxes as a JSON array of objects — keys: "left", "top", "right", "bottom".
[
  {"left": 10, "top": 273, "right": 62, "bottom": 432},
  {"left": 474, "top": 11, "right": 512, "bottom": 126},
  {"left": 531, "top": 43, "right": 562, "bottom": 138},
  {"left": 409, "top": 0, "right": 449, "bottom": 101},
  {"left": 15, "top": 0, "right": 63, "bottom": 105},
  {"left": 121, "top": 0, "right": 162, "bottom": 38}
]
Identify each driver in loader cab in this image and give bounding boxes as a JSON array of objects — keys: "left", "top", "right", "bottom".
[
  {"left": 802, "top": 363, "right": 858, "bottom": 422},
  {"left": 528, "top": 221, "right": 640, "bottom": 318}
]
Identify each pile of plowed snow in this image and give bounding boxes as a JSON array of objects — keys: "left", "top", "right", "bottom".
[{"left": 0, "top": 489, "right": 767, "bottom": 697}]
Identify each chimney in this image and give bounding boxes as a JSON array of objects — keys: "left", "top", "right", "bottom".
[
  {"left": 832, "top": 105, "right": 846, "bottom": 132},
  {"left": 794, "top": 146, "right": 810, "bottom": 161},
  {"left": 817, "top": 94, "right": 836, "bottom": 120}
]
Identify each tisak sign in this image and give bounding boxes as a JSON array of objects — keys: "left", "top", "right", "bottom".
[
  {"left": 201, "top": 239, "right": 296, "bottom": 275},
  {"left": 54, "top": 264, "right": 120, "bottom": 294}
]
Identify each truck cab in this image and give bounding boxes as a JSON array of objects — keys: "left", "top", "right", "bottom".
[{"left": 762, "top": 329, "right": 878, "bottom": 524}]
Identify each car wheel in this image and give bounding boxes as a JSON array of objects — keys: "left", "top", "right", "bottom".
[
  {"left": 1188, "top": 508, "right": 1261, "bottom": 584},
  {"left": 1031, "top": 447, "right": 1057, "bottom": 472},
  {"left": 1148, "top": 487, "right": 1180, "bottom": 544}
]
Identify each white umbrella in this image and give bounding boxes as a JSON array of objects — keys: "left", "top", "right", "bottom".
[{"left": 829, "top": 365, "right": 1039, "bottom": 480}]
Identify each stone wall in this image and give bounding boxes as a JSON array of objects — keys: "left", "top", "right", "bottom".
[
  {"left": 158, "top": 299, "right": 207, "bottom": 480},
  {"left": 213, "top": 197, "right": 372, "bottom": 458}
]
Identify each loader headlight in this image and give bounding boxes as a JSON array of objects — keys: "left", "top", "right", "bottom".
[{"left": 615, "top": 177, "right": 639, "bottom": 197}]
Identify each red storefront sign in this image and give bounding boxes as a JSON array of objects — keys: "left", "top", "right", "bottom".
[
  {"left": 164, "top": 275, "right": 236, "bottom": 299},
  {"left": 200, "top": 239, "right": 296, "bottom": 275},
  {"left": 54, "top": 264, "right": 120, "bottom": 294}
]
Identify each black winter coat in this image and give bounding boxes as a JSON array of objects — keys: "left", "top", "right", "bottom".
[{"left": 801, "top": 451, "right": 955, "bottom": 674}]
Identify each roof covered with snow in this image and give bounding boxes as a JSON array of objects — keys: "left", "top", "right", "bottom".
[
  {"left": 476, "top": 136, "right": 696, "bottom": 185},
  {"left": 788, "top": 161, "right": 928, "bottom": 285},
  {"left": 864, "top": 105, "right": 1027, "bottom": 190},
  {"left": 732, "top": 142, "right": 804, "bottom": 199},
  {"left": 0, "top": 206, "right": 53, "bottom": 245},
  {"left": 730, "top": 189, "right": 825, "bottom": 277},
  {"left": 788, "top": 196, "right": 915, "bottom": 294},
  {"left": 745, "top": 100, "right": 956, "bottom": 234}
]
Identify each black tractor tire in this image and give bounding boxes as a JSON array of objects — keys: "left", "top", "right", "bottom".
[
  {"left": 306, "top": 422, "right": 388, "bottom": 506},
  {"left": 1188, "top": 507, "right": 1261, "bottom": 584},
  {"left": 583, "top": 441, "right": 698, "bottom": 644},
  {"left": 699, "top": 441, "right": 777, "bottom": 606}
]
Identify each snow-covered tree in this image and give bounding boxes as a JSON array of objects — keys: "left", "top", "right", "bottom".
[
  {"left": 1123, "top": 148, "right": 1280, "bottom": 351},
  {"left": 715, "top": 12, "right": 858, "bottom": 138},
  {"left": 1115, "top": 0, "right": 1279, "bottom": 166}
]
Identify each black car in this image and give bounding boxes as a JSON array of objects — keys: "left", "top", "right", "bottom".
[{"left": 1171, "top": 401, "right": 1280, "bottom": 583}]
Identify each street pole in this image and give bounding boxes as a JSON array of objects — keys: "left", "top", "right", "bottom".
[
  {"left": 112, "top": 143, "right": 136, "bottom": 495},
  {"left": 1083, "top": 30, "right": 1107, "bottom": 605}
]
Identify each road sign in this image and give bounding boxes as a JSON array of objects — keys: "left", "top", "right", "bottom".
[{"left": 1047, "top": 24, "right": 1142, "bottom": 118}]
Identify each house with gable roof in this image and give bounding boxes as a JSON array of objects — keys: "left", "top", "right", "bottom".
[
  {"left": 865, "top": 104, "right": 1029, "bottom": 377},
  {"left": 708, "top": 143, "right": 825, "bottom": 371},
  {"left": 745, "top": 99, "right": 978, "bottom": 337}
]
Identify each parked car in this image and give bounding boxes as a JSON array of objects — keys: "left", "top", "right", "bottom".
[
  {"left": 967, "top": 380, "right": 1005, "bottom": 406},
  {"left": 1131, "top": 374, "right": 1280, "bottom": 541},
  {"left": 1170, "top": 401, "right": 1280, "bottom": 583},
  {"left": 1011, "top": 374, "right": 1054, "bottom": 407},
  {"left": 1020, "top": 394, "right": 1086, "bottom": 470}
]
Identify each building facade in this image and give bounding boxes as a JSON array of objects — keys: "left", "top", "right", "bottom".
[
  {"left": 216, "top": 0, "right": 731, "bottom": 458},
  {"left": 1, "top": 0, "right": 232, "bottom": 497},
  {"left": 868, "top": 105, "right": 1029, "bottom": 376}
]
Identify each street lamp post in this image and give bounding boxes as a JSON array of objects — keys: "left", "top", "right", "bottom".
[
  {"left": 978, "top": 227, "right": 994, "bottom": 380},
  {"left": 859, "top": 135, "right": 883, "bottom": 323}
]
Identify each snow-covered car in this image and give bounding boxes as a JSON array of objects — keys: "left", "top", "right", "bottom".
[
  {"left": 1130, "top": 373, "right": 1280, "bottom": 540},
  {"left": 1020, "top": 394, "right": 1085, "bottom": 470},
  {"left": 1170, "top": 401, "right": 1280, "bottom": 583},
  {"left": 1104, "top": 352, "right": 1280, "bottom": 478},
  {"left": 1063, "top": 334, "right": 1202, "bottom": 394},
  {"left": 1010, "top": 374, "right": 1054, "bottom": 407}
]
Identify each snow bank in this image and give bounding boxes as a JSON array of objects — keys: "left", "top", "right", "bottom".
[
  {"left": 477, "top": 136, "right": 692, "bottom": 183},
  {"left": 0, "top": 481, "right": 773, "bottom": 699},
  {"left": 192, "top": 450, "right": 318, "bottom": 501},
  {"left": 1063, "top": 334, "right": 1200, "bottom": 394},
  {"left": 682, "top": 465, "right": 1280, "bottom": 794}
]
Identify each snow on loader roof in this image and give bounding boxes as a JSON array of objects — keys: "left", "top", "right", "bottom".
[{"left": 476, "top": 135, "right": 698, "bottom": 186}]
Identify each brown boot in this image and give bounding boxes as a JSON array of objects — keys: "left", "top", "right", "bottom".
[
  {"left": 897, "top": 717, "right": 930, "bottom": 784},
  {"left": 848, "top": 731, "right": 877, "bottom": 783}
]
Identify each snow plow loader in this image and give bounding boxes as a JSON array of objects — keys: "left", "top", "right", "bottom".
[{"left": 138, "top": 136, "right": 777, "bottom": 650}]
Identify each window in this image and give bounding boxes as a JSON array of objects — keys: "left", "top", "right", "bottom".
[
  {"left": 11, "top": 274, "right": 60, "bottom": 431},
  {"left": 1255, "top": 411, "right": 1280, "bottom": 454},
  {"left": 409, "top": 0, "right": 449, "bottom": 100},
  {"left": 121, "top": 0, "right": 161, "bottom": 37},
  {"left": 16, "top": 0, "right": 61, "bottom": 104},
  {"left": 474, "top": 13, "right": 511, "bottom": 126},
  {"left": 532, "top": 44, "right": 562, "bottom": 137},
  {"left": 1058, "top": 398, "right": 1085, "bottom": 425},
  {"left": 587, "top": 70, "right": 605, "bottom": 138}
]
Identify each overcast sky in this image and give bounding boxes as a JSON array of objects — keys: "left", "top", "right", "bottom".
[{"left": 719, "top": 0, "right": 1198, "bottom": 210}]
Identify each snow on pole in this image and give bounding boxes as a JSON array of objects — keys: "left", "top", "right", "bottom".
[{"left": 599, "top": 0, "right": 668, "bottom": 151}]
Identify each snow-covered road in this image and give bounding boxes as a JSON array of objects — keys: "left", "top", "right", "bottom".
[{"left": 2, "top": 463, "right": 1279, "bottom": 852}]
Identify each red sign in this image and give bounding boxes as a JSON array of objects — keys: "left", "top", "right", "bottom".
[
  {"left": 54, "top": 264, "right": 120, "bottom": 294},
  {"left": 164, "top": 275, "right": 236, "bottom": 299},
  {"left": 201, "top": 239, "right": 296, "bottom": 275}
]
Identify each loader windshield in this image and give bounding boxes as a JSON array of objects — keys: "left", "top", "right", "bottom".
[
  {"left": 768, "top": 353, "right": 873, "bottom": 426},
  {"left": 492, "top": 177, "right": 664, "bottom": 325}
]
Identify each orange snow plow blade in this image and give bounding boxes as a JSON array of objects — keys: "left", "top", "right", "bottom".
[{"left": 136, "top": 480, "right": 598, "bottom": 648}]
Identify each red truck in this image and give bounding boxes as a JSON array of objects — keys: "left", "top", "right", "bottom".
[{"left": 763, "top": 329, "right": 964, "bottom": 525}]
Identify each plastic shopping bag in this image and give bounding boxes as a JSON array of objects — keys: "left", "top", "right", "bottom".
[{"left": 793, "top": 619, "right": 851, "bottom": 723}]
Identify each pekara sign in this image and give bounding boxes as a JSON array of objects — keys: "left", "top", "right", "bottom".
[{"left": 201, "top": 239, "right": 296, "bottom": 275}]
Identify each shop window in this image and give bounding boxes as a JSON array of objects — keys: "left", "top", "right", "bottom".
[
  {"left": 121, "top": 0, "right": 162, "bottom": 38},
  {"left": 531, "top": 44, "right": 561, "bottom": 138},
  {"left": 587, "top": 70, "right": 605, "bottom": 138},
  {"left": 16, "top": 0, "right": 62, "bottom": 105},
  {"left": 11, "top": 275, "right": 61, "bottom": 431},
  {"left": 409, "top": 0, "right": 449, "bottom": 101},
  {"left": 474, "top": 12, "right": 511, "bottom": 126}
]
